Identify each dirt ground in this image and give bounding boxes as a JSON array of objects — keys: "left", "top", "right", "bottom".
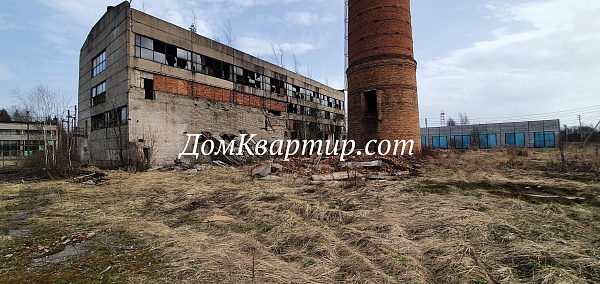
[{"left": 0, "top": 146, "right": 599, "bottom": 283}]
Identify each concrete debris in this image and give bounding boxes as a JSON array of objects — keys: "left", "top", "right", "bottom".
[
  {"left": 73, "top": 170, "right": 108, "bottom": 186},
  {"left": 259, "top": 175, "right": 284, "bottom": 182},
  {"left": 271, "top": 163, "right": 283, "bottom": 173},
  {"left": 341, "top": 160, "right": 383, "bottom": 168},
  {"left": 194, "top": 164, "right": 208, "bottom": 171},
  {"left": 276, "top": 153, "right": 422, "bottom": 180},
  {"left": 212, "top": 160, "right": 232, "bottom": 168},
  {"left": 252, "top": 164, "right": 272, "bottom": 177},
  {"left": 311, "top": 172, "right": 364, "bottom": 181},
  {"left": 31, "top": 243, "right": 89, "bottom": 267}
]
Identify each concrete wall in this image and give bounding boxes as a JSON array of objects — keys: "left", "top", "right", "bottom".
[
  {"left": 78, "top": 2, "right": 131, "bottom": 167},
  {"left": 128, "top": 70, "right": 287, "bottom": 165}
]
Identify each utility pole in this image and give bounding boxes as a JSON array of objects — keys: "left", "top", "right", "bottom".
[
  {"left": 583, "top": 119, "right": 600, "bottom": 145},
  {"left": 578, "top": 115, "right": 583, "bottom": 142},
  {"left": 564, "top": 124, "right": 568, "bottom": 143},
  {"left": 425, "top": 118, "right": 428, "bottom": 147}
]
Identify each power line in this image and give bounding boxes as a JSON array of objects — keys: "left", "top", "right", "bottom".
[{"left": 420, "top": 104, "right": 600, "bottom": 126}]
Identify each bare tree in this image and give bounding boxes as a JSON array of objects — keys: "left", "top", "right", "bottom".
[
  {"left": 447, "top": 117, "right": 457, "bottom": 126},
  {"left": 292, "top": 53, "right": 301, "bottom": 73},
  {"left": 270, "top": 43, "right": 285, "bottom": 68},
  {"left": 222, "top": 20, "right": 236, "bottom": 47},
  {"left": 12, "top": 84, "right": 70, "bottom": 121},
  {"left": 305, "top": 65, "right": 312, "bottom": 79},
  {"left": 458, "top": 112, "right": 469, "bottom": 125}
]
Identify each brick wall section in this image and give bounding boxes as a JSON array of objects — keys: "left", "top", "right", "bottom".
[
  {"left": 154, "top": 75, "right": 286, "bottom": 113},
  {"left": 347, "top": 0, "right": 421, "bottom": 152}
]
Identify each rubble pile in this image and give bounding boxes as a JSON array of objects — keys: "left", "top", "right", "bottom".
[
  {"left": 262, "top": 153, "right": 424, "bottom": 181},
  {"left": 73, "top": 170, "right": 108, "bottom": 185}
]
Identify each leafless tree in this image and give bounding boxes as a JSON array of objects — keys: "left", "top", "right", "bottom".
[
  {"left": 270, "top": 43, "right": 285, "bottom": 68},
  {"left": 447, "top": 117, "right": 457, "bottom": 126},
  {"left": 222, "top": 20, "right": 236, "bottom": 47},
  {"left": 292, "top": 53, "right": 301, "bottom": 73},
  {"left": 305, "top": 65, "right": 313, "bottom": 79},
  {"left": 12, "top": 84, "right": 70, "bottom": 121},
  {"left": 459, "top": 112, "right": 470, "bottom": 125}
]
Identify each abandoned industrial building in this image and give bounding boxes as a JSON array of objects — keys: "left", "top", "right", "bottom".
[
  {"left": 78, "top": 1, "right": 345, "bottom": 167},
  {"left": 420, "top": 119, "right": 560, "bottom": 149},
  {"left": 0, "top": 121, "right": 58, "bottom": 165}
]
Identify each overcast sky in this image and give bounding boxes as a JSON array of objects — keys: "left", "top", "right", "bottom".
[{"left": 0, "top": 0, "right": 598, "bottom": 128}]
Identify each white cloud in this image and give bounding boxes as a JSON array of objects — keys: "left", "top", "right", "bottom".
[
  {"left": 285, "top": 11, "right": 336, "bottom": 26},
  {"left": 418, "top": 0, "right": 600, "bottom": 124}
]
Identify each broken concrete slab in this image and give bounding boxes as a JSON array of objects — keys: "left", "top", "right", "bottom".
[
  {"left": 31, "top": 243, "right": 89, "bottom": 267},
  {"left": 341, "top": 160, "right": 383, "bottom": 168},
  {"left": 271, "top": 163, "right": 283, "bottom": 173},
  {"left": 311, "top": 172, "right": 364, "bottom": 181},
  {"left": 7, "top": 229, "right": 30, "bottom": 238},
  {"left": 252, "top": 164, "right": 272, "bottom": 177}
]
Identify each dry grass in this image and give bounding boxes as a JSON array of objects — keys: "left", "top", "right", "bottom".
[{"left": 1, "top": 147, "right": 599, "bottom": 283}]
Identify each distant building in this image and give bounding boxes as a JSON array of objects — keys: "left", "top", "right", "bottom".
[
  {"left": 78, "top": 1, "right": 345, "bottom": 168},
  {"left": 0, "top": 121, "right": 58, "bottom": 161},
  {"left": 420, "top": 119, "right": 560, "bottom": 149}
]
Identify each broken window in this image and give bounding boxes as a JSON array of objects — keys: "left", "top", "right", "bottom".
[
  {"left": 176, "top": 48, "right": 190, "bottom": 70},
  {"left": 192, "top": 53, "right": 206, "bottom": 73},
  {"left": 90, "top": 105, "right": 127, "bottom": 131},
  {"left": 206, "top": 57, "right": 215, "bottom": 76},
  {"left": 165, "top": 44, "right": 177, "bottom": 67},
  {"left": 91, "top": 81, "right": 106, "bottom": 106},
  {"left": 268, "top": 110, "right": 281, "bottom": 116},
  {"left": 364, "top": 90, "right": 377, "bottom": 114},
  {"left": 91, "top": 113, "right": 103, "bottom": 131},
  {"left": 132, "top": 33, "right": 340, "bottom": 110},
  {"left": 222, "top": 62, "right": 233, "bottom": 81},
  {"left": 213, "top": 61, "right": 223, "bottom": 79},
  {"left": 92, "top": 50, "right": 106, "bottom": 77},
  {"left": 153, "top": 40, "right": 166, "bottom": 63},
  {"left": 144, "top": 78, "right": 154, "bottom": 100}
]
